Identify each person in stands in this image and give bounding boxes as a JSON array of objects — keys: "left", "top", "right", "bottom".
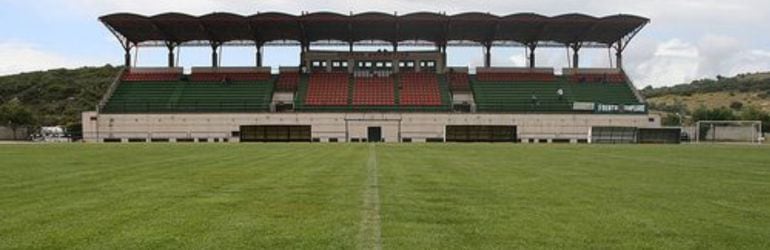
[
  {"left": 221, "top": 75, "right": 231, "bottom": 86},
  {"left": 557, "top": 88, "right": 564, "bottom": 100}
]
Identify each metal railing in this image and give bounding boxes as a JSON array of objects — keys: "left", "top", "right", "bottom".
[
  {"left": 621, "top": 69, "right": 646, "bottom": 103},
  {"left": 97, "top": 67, "right": 126, "bottom": 113},
  {"left": 102, "top": 100, "right": 270, "bottom": 113},
  {"left": 103, "top": 100, "right": 645, "bottom": 115}
]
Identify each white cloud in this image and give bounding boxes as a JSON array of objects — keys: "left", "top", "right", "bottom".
[
  {"left": 654, "top": 39, "right": 699, "bottom": 58},
  {"left": 60, "top": 0, "right": 224, "bottom": 15},
  {"left": 629, "top": 39, "right": 700, "bottom": 87},
  {"left": 0, "top": 40, "right": 101, "bottom": 76},
  {"left": 57, "top": 0, "right": 770, "bottom": 21},
  {"left": 751, "top": 50, "right": 770, "bottom": 57},
  {"left": 508, "top": 54, "right": 527, "bottom": 67},
  {"left": 719, "top": 50, "right": 770, "bottom": 76},
  {"left": 625, "top": 35, "right": 770, "bottom": 87},
  {"left": 5, "top": 0, "right": 770, "bottom": 86}
]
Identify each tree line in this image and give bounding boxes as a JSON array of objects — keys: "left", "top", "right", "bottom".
[
  {"left": 644, "top": 72, "right": 770, "bottom": 132},
  {"left": 641, "top": 73, "right": 770, "bottom": 98},
  {"left": 655, "top": 101, "right": 770, "bottom": 132},
  {"left": 0, "top": 65, "right": 119, "bottom": 139}
]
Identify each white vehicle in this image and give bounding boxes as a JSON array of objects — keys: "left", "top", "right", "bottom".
[{"left": 31, "top": 126, "right": 71, "bottom": 143}]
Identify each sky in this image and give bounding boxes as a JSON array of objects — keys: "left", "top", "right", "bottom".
[{"left": 0, "top": 0, "right": 769, "bottom": 87}]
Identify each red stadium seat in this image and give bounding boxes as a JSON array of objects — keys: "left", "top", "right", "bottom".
[
  {"left": 352, "top": 77, "right": 395, "bottom": 106},
  {"left": 476, "top": 72, "right": 556, "bottom": 82},
  {"left": 276, "top": 72, "right": 300, "bottom": 91},
  {"left": 400, "top": 73, "right": 442, "bottom": 106},
  {"left": 448, "top": 72, "right": 471, "bottom": 91},
  {"left": 121, "top": 71, "right": 181, "bottom": 82},
  {"left": 570, "top": 73, "right": 626, "bottom": 83},
  {"left": 190, "top": 72, "right": 270, "bottom": 82},
  {"left": 305, "top": 73, "right": 350, "bottom": 106}
]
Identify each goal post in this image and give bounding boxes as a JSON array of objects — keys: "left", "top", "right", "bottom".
[{"left": 695, "top": 120, "right": 763, "bottom": 144}]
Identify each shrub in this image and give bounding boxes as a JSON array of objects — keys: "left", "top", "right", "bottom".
[{"left": 730, "top": 101, "right": 743, "bottom": 110}]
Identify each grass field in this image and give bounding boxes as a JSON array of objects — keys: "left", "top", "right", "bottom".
[{"left": 1, "top": 144, "right": 769, "bottom": 249}]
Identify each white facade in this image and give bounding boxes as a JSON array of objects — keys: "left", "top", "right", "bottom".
[{"left": 82, "top": 111, "right": 660, "bottom": 143}]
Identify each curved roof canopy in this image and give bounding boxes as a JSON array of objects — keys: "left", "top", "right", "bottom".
[{"left": 101, "top": 11, "right": 648, "bottom": 48}]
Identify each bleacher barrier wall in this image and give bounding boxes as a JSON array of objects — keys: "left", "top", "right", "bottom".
[{"left": 637, "top": 128, "right": 681, "bottom": 144}]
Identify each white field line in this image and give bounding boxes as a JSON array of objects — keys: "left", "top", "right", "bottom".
[{"left": 359, "top": 144, "right": 382, "bottom": 250}]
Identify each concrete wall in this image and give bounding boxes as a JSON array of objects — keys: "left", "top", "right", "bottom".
[
  {"left": 0, "top": 126, "right": 30, "bottom": 140},
  {"left": 303, "top": 51, "right": 444, "bottom": 73},
  {"left": 82, "top": 111, "right": 660, "bottom": 143}
]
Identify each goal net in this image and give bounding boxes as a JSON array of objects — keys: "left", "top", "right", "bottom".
[{"left": 695, "top": 120, "right": 763, "bottom": 144}]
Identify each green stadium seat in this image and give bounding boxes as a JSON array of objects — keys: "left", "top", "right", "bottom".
[
  {"left": 472, "top": 75, "right": 641, "bottom": 113},
  {"left": 102, "top": 79, "right": 274, "bottom": 113}
]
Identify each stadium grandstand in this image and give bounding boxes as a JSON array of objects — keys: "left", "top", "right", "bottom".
[{"left": 82, "top": 11, "right": 667, "bottom": 143}]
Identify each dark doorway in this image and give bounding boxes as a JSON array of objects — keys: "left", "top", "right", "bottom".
[
  {"left": 275, "top": 103, "right": 294, "bottom": 112},
  {"left": 240, "top": 125, "right": 311, "bottom": 142},
  {"left": 452, "top": 103, "right": 472, "bottom": 113},
  {"left": 637, "top": 128, "right": 681, "bottom": 144},
  {"left": 445, "top": 125, "right": 517, "bottom": 142},
  {"left": 367, "top": 127, "right": 382, "bottom": 142}
]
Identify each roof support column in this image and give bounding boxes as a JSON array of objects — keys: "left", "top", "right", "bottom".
[
  {"left": 349, "top": 42, "right": 353, "bottom": 53},
  {"left": 211, "top": 43, "right": 220, "bottom": 68},
  {"left": 441, "top": 44, "right": 448, "bottom": 73},
  {"left": 483, "top": 43, "right": 492, "bottom": 68},
  {"left": 528, "top": 43, "right": 537, "bottom": 69},
  {"left": 124, "top": 47, "right": 132, "bottom": 68},
  {"left": 256, "top": 44, "right": 263, "bottom": 67},
  {"left": 300, "top": 43, "right": 309, "bottom": 72},
  {"left": 166, "top": 42, "right": 176, "bottom": 68},
  {"left": 392, "top": 41, "right": 400, "bottom": 73},
  {"left": 571, "top": 43, "right": 582, "bottom": 69},
  {"left": 120, "top": 40, "right": 133, "bottom": 68},
  {"left": 615, "top": 40, "right": 624, "bottom": 69}
]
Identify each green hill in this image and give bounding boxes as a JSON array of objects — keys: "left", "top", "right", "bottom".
[
  {"left": 641, "top": 72, "right": 770, "bottom": 127},
  {"left": 0, "top": 65, "right": 120, "bottom": 126},
  {"left": 642, "top": 72, "right": 770, "bottom": 98},
  {"left": 642, "top": 72, "right": 770, "bottom": 112}
]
